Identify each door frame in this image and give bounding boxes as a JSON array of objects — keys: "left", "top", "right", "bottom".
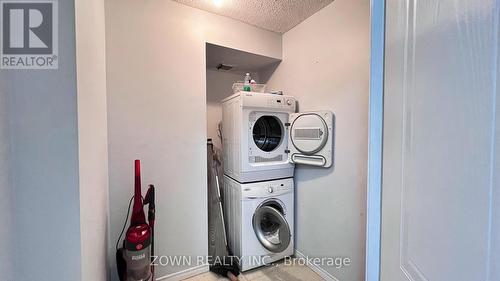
[{"left": 366, "top": 0, "right": 385, "bottom": 281}]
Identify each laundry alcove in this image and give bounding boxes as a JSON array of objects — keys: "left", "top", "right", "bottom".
[
  {"left": 105, "top": 1, "right": 369, "bottom": 280},
  {"left": 205, "top": 43, "right": 281, "bottom": 151}
]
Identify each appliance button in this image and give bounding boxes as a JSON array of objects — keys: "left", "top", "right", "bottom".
[
  {"left": 286, "top": 99, "right": 293, "bottom": 106},
  {"left": 268, "top": 187, "right": 274, "bottom": 193}
]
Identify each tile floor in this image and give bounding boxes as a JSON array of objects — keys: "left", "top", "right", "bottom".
[{"left": 184, "top": 259, "right": 324, "bottom": 281}]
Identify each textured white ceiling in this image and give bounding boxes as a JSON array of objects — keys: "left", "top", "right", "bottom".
[{"left": 172, "top": 0, "right": 334, "bottom": 33}]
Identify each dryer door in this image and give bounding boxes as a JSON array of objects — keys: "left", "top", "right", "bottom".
[
  {"left": 252, "top": 205, "right": 291, "bottom": 253},
  {"left": 287, "top": 111, "right": 334, "bottom": 167},
  {"left": 252, "top": 115, "right": 283, "bottom": 152}
]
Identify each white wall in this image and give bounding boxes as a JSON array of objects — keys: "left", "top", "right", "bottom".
[
  {"left": 266, "top": 1, "right": 370, "bottom": 280},
  {"left": 0, "top": 0, "right": 83, "bottom": 280},
  {"left": 0, "top": 74, "right": 13, "bottom": 281},
  {"left": 104, "top": 1, "right": 281, "bottom": 279},
  {"left": 206, "top": 69, "right": 243, "bottom": 149},
  {"left": 75, "top": 0, "right": 109, "bottom": 280}
]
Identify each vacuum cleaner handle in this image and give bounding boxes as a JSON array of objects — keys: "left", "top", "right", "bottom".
[
  {"left": 144, "top": 185, "right": 155, "bottom": 227},
  {"left": 131, "top": 160, "right": 147, "bottom": 226},
  {"left": 144, "top": 184, "right": 156, "bottom": 279}
]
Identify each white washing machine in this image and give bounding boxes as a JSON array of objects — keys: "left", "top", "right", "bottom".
[
  {"left": 223, "top": 175, "right": 294, "bottom": 271},
  {"left": 222, "top": 91, "right": 335, "bottom": 183}
]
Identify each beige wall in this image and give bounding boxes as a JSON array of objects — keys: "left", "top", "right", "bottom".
[
  {"left": 75, "top": 0, "right": 109, "bottom": 280},
  {"left": 104, "top": 1, "right": 281, "bottom": 279},
  {"left": 267, "top": 1, "right": 370, "bottom": 280}
]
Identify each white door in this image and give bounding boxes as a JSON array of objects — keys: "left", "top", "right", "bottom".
[
  {"left": 287, "top": 111, "right": 334, "bottom": 167},
  {"left": 381, "top": 1, "right": 500, "bottom": 281}
]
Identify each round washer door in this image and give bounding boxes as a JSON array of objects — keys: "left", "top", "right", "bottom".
[
  {"left": 252, "top": 205, "right": 291, "bottom": 253},
  {"left": 290, "top": 113, "right": 328, "bottom": 155}
]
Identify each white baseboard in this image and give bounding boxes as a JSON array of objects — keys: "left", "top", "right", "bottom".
[
  {"left": 294, "top": 250, "right": 339, "bottom": 281},
  {"left": 155, "top": 264, "right": 209, "bottom": 281}
]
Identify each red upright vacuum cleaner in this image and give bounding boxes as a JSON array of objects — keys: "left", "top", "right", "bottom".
[{"left": 117, "top": 160, "right": 155, "bottom": 281}]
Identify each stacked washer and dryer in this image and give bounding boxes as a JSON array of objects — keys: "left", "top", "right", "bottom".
[{"left": 221, "top": 91, "right": 334, "bottom": 271}]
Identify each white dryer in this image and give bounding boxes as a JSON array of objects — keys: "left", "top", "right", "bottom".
[
  {"left": 223, "top": 175, "right": 294, "bottom": 271},
  {"left": 222, "top": 91, "right": 334, "bottom": 183}
]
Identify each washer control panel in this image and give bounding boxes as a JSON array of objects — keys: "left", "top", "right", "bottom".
[
  {"left": 241, "top": 92, "right": 296, "bottom": 112},
  {"left": 242, "top": 178, "right": 293, "bottom": 198},
  {"left": 266, "top": 97, "right": 295, "bottom": 109}
]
